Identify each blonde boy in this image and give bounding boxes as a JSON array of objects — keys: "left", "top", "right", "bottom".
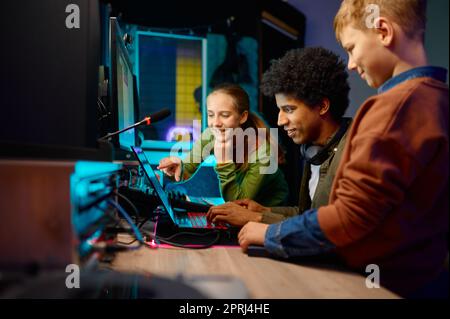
[{"left": 239, "top": 0, "right": 448, "bottom": 297}]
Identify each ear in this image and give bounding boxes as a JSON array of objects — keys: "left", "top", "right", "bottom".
[
  {"left": 318, "top": 98, "right": 331, "bottom": 116},
  {"left": 239, "top": 110, "right": 249, "bottom": 125},
  {"left": 374, "top": 17, "right": 394, "bottom": 47}
]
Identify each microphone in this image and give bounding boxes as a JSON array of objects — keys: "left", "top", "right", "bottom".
[
  {"left": 98, "top": 108, "right": 171, "bottom": 141},
  {"left": 144, "top": 108, "right": 171, "bottom": 124}
]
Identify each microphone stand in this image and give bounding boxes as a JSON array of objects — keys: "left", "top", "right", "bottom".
[{"left": 98, "top": 117, "right": 150, "bottom": 142}]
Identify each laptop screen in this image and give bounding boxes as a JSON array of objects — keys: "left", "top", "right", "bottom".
[{"left": 131, "top": 146, "right": 177, "bottom": 221}]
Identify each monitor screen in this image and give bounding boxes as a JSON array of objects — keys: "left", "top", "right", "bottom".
[
  {"left": 110, "top": 17, "right": 135, "bottom": 151},
  {"left": 0, "top": 0, "right": 104, "bottom": 160},
  {"left": 136, "top": 31, "right": 205, "bottom": 149}
]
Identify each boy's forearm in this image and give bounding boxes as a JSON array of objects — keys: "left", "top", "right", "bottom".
[{"left": 264, "top": 209, "right": 335, "bottom": 258}]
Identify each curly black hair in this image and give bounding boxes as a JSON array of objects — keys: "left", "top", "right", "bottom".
[{"left": 260, "top": 47, "right": 350, "bottom": 121}]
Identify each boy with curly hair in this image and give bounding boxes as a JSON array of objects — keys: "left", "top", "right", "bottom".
[
  {"left": 207, "top": 47, "right": 351, "bottom": 227},
  {"left": 239, "top": 0, "right": 448, "bottom": 298}
]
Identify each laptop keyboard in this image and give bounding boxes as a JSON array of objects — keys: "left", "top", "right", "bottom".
[
  {"left": 187, "top": 212, "right": 226, "bottom": 229},
  {"left": 187, "top": 212, "right": 210, "bottom": 228}
]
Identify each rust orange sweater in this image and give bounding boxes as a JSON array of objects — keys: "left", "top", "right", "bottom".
[{"left": 318, "top": 77, "right": 449, "bottom": 296}]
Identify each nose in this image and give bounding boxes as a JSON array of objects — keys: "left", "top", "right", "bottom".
[
  {"left": 347, "top": 55, "right": 357, "bottom": 71},
  {"left": 277, "top": 111, "right": 288, "bottom": 127},
  {"left": 211, "top": 116, "right": 222, "bottom": 128}
]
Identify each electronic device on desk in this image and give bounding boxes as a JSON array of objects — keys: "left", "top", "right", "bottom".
[
  {"left": 115, "top": 160, "right": 211, "bottom": 222},
  {"left": 167, "top": 190, "right": 214, "bottom": 213},
  {"left": 119, "top": 186, "right": 213, "bottom": 216},
  {"left": 104, "top": 17, "right": 137, "bottom": 161},
  {"left": 0, "top": 160, "right": 123, "bottom": 272},
  {"left": 163, "top": 160, "right": 225, "bottom": 207},
  {"left": 98, "top": 17, "right": 170, "bottom": 162},
  {"left": 165, "top": 183, "right": 226, "bottom": 209},
  {"left": 117, "top": 154, "right": 216, "bottom": 215},
  {"left": 130, "top": 146, "right": 239, "bottom": 246}
]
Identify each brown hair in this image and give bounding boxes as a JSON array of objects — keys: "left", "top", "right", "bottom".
[
  {"left": 334, "top": 0, "right": 427, "bottom": 43},
  {"left": 210, "top": 83, "right": 285, "bottom": 172}
]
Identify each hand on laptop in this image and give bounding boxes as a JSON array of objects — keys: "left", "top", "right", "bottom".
[
  {"left": 206, "top": 202, "right": 263, "bottom": 227},
  {"left": 238, "top": 222, "right": 269, "bottom": 252},
  {"left": 157, "top": 157, "right": 182, "bottom": 181}
]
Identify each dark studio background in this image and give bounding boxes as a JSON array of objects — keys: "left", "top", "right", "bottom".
[{"left": 0, "top": 0, "right": 306, "bottom": 205}]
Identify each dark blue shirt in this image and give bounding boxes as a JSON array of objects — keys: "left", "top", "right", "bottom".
[{"left": 378, "top": 66, "right": 447, "bottom": 94}]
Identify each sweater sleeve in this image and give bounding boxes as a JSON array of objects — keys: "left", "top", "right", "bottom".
[
  {"left": 215, "top": 160, "right": 269, "bottom": 202},
  {"left": 214, "top": 140, "right": 282, "bottom": 202},
  {"left": 318, "top": 134, "right": 421, "bottom": 246}
]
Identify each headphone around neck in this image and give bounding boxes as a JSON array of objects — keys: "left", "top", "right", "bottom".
[{"left": 300, "top": 118, "right": 351, "bottom": 166}]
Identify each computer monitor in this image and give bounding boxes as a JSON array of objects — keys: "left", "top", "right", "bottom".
[
  {"left": 0, "top": 0, "right": 110, "bottom": 161},
  {"left": 135, "top": 31, "right": 206, "bottom": 151},
  {"left": 109, "top": 17, "right": 136, "bottom": 151}
]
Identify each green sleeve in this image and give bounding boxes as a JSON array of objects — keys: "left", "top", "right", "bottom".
[
  {"left": 214, "top": 160, "right": 269, "bottom": 202},
  {"left": 214, "top": 141, "right": 288, "bottom": 204},
  {"left": 181, "top": 161, "right": 199, "bottom": 180}
]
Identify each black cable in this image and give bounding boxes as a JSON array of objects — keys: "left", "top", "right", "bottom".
[
  {"left": 79, "top": 191, "right": 114, "bottom": 212},
  {"left": 114, "top": 191, "right": 140, "bottom": 218},
  {"left": 115, "top": 219, "right": 155, "bottom": 245},
  {"left": 97, "top": 195, "right": 221, "bottom": 250},
  {"left": 156, "top": 231, "right": 221, "bottom": 249},
  {"left": 137, "top": 217, "right": 150, "bottom": 230},
  {"left": 163, "top": 230, "right": 219, "bottom": 241},
  {"left": 88, "top": 199, "right": 153, "bottom": 252},
  {"left": 107, "top": 199, "right": 145, "bottom": 244},
  {"left": 116, "top": 238, "right": 139, "bottom": 246},
  {"left": 156, "top": 235, "right": 220, "bottom": 249}
]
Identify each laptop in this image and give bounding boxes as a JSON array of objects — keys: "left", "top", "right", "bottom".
[{"left": 131, "top": 146, "right": 228, "bottom": 230}]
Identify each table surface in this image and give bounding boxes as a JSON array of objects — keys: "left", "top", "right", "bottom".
[{"left": 111, "top": 241, "right": 400, "bottom": 299}]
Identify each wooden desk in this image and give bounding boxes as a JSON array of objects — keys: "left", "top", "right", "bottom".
[{"left": 111, "top": 244, "right": 399, "bottom": 299}]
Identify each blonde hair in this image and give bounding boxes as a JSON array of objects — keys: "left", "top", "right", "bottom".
[{"left": 334, "top": 0, "right": 427, "bottom": 43}]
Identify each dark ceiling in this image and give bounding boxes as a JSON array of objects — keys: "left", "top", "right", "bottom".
[{"left": 104, "top": 0, "right": 304, "bottom": 37}]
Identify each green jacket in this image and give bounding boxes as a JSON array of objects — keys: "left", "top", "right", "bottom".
[
  {"left": 181, "top": 131, "right": 289, "bottom": 207},
  {"left": 261, "top": 123, "right": 350, "bottom": 223}
]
